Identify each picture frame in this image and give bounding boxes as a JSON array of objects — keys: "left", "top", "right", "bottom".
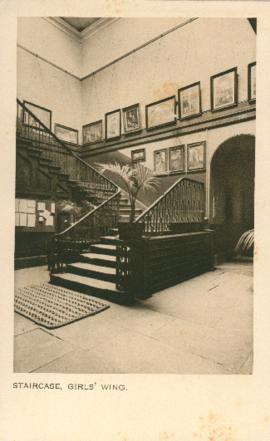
[
  {"left": 187, "top": 141, "right": 206, "bottom": 172},
  {"left": 131, "top": 148, "right": 146, "bottom": 163},
  {"left": 82, "top": 120, "right": 103, "bottom": 144},
  {"left": 248, "top": 62, "right": 256, "bottom": 102},
  {"left": 153, "top": 148, "right": 168, "bottom": 175},
  {"left": 105, "top": 109, "right": 121, "bottom": 140},
  {"left": 146, "top": 96, "right": 176, "bottom": 130},
  {"left": 54, "top": 123, "right": 78, "bottom": 145},
  {"left": 178, "top": 82, "right": 202, "bottom": 120},
  {"left": 23, "top": 101, "right": 52, "bottom": 130},
  {"left": 169, "top": 145, "right": 185, "bottom": 173},
  {"left": 123, "top": 103, "right": 141, "bottom": 133},
  {"left": 210, "top": 67, "right": 238, "bottom": 111}
]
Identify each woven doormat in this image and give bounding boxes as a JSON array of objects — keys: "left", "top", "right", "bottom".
[{"left": 15, "top": 283, "right": 110, "bottom": 329}]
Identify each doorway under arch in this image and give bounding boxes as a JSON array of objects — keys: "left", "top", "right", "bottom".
[{"left": 210, "top": 134, "right": 255, "bottom": 258}]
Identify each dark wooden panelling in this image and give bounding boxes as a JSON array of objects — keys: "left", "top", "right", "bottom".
[{"left": 128, "top": 231, "right": 214, "bottom": 298}]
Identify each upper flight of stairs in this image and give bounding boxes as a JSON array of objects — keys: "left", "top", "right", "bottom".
[
  {"left": 17, "top": 137, "right": 103, "bottom": 206},
  {"left": 50, "top": 193, "right": 144, "bottom": 304}
]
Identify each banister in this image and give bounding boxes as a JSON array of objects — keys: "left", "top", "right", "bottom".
[
  {"left": 135, "top": 176, "right": 205, "bottom": 234},
  {"left": 135, "top": 176, "right": 203, "bottom": 223},
  {"left": 16, "top": 98, "right": 118, "bottom": 192},
  {"left": 56, "top": 189, "right": 121, "bottom": 238}
]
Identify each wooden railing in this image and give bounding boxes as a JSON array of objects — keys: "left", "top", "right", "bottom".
[
  {"left": 16, "top": 99, "right": 121, "bottom": 270},
  {"left": 135, "top": 177, "right": 205, "bottom": 234},
  {"left": 16, "top": 99, "right": 117, "bottom": 200}
]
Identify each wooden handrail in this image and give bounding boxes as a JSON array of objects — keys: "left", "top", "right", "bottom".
[
  {"left": 135, "top": 176, "right": 202, "bottom": 222},
  {"left": 16, "top": 98, "right": 118, "bottom": 192},
  {"left": 56, "top": 189, "right": 121, "bottom": 238},
  {"left": 135, "top": 176, "right": 205, "bottom": 234}
]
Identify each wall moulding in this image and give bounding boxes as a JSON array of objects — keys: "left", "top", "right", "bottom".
[{"left": 80, "top": 102, "right": 256, "bottom": 158}]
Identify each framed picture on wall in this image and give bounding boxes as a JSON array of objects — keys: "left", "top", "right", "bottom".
[
  {"left": 23, "top": 101, "right": 52, "bottom": 130},
  {"left": 105, "top": 109, "right": 121, "bottom": 140},
  {"left": 122, "top": 103, "right": 141, "bottom": 133},
  {"left": 55, "top": 123, "right": 78, "bottom": 145},
  {"left": 187, "top": 142, "right": 206, "bottom": 171},
  {"left": 248, "top": 62, "right": 256, "bottom": 102},
  {"left": 210, "top": 67, "right": 238, "bottom": 111},
  {"left": 82, "top": 120, "right": 103, "bottom": 144},
  {"left": 131, "top": 148, "right": 146, "bottom": 163},
  {"left": 153, "top": 148, "right": 168, "bottom": 175},
  {"left": 178, "top": 82, "right": 201, "bottom": 120},
  {"left": 169, "top": 145, "right": 185, "bottom": 173},
  {"left": 146, "top": 96, "right": 176, "bottom": 130}
]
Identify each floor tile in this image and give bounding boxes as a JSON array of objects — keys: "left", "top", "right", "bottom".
[
  {"left": 33, "top": 348, "right": 123, "bottom": 373},
  {"left": 150, "top": 317, "right": 252, "bottom": 371},
  {"left": 14, "top": 328, "right": 73, "bottom": 373},
  {"left": 14, "top": 313, "right": 39, "bottom": 336}
]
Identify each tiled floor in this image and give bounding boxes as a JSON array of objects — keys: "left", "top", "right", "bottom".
[{"left": 14, "top": 262, "right": 253, "bottom": 374}]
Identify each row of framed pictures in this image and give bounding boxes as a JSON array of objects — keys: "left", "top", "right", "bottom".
[
  {"left": 131, "top": 141, "right": 206, "bottom": 175},
  {"left": 83, "top": 62, "right": 256, "bottom": 144}
]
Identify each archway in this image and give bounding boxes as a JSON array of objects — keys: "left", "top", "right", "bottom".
[{"left": 210, "top": 134, "right": 255, "bottom": 258}]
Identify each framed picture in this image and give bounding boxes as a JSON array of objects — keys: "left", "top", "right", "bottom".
[
  {"left": 82, "top": 120, "right": 103, "bottom": 144},
  {"left": 146, "top": 96, "right": 176, "bottom": 130},
  {"left": 131, "top": 148, "right": 146, "bottom": 163},
  {"left": 187, "top": 142, "right": 206, "bottom": 171},
  {"left": 169, "top": 145, "right": 185, "bottom": 173},
  {"left": 122, "top": 103, "right": 141, "bottom": 133},
  {"left": 210, "top": 67, "right": 238, "bottom": 111},
  {"left": 23, "top": 101, "right": 52, "bottom": 130},
  {"left": 153, "top": 149, "right": 168, "bottom": 175},
  {"left": 105, "top": 109, "right": 121, "bottom": 140},
  {"left": 55, "top": 124, "right": 78, "bottom": 145},
  {"left": 178, "top": 82, "right": 201, "bottom": 120},
  {"left": 248, "top": 62, "right": 256, "bottom": 102}
]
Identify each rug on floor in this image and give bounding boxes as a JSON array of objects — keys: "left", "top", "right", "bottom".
[{"left": 15, "top": 283, "right": 110, "bottom": 329}]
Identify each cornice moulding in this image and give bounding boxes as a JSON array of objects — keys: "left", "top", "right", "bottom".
[
  {"left": 44, "top": 17, "right": 81, "bottom": 41},
  {"left": 44, "top": 17, "right": 120, "bottom": 43},
  {"left": 81, "top": 18, "right": 120, "bottom": 41}
]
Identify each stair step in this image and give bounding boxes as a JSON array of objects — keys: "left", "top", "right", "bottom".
[
  {"left": 81, "top": 252, "right": 117, "bottom": 267},
  {"left": 90, "top": 243, "right": 118, "bottom": 256},
  {"left": 119, "top": 208, "right": 142, "bottom": 213},
  {"left": 100, "top": 235, "right": 121, "bottom": 245},
  {"left": 50, "top": 273, "right": 132, "bottom": 305},
  {"left": 67, "top": 262, "right": 116, "bottom": 282}
]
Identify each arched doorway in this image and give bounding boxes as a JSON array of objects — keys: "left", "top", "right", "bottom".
[{"left": 210, "top": 134, "right": 255, "bottom": 258}]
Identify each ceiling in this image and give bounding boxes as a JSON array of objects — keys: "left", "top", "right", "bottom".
[{"left": 61, "top": 17, "right": 100, "bottom": 32}]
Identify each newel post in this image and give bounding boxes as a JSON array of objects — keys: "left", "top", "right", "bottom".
[{"left": 116, "top": 238, "right": 151, "bottom": 301}]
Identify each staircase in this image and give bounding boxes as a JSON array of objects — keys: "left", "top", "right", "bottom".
[
  {"left": 16, "top": 98, "right": 207, "bottom": 304},
  {"left": 50, "top": 193, "right": 143, "bottom": 304}
]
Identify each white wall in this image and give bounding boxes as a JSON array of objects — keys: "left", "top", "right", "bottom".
[
  {"left": 81, "top": 18, "right": 256, "bottom": 128},
  {"left": 82, "top": 18, "right": 187, "bottom": 76},
  {"left": 18, "top": 17, "right": 82, "bottom": 77},
  {"left": 17, "top": 48, "right": 82, "bottom": 135}
]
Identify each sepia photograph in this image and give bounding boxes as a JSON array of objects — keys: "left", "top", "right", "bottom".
[
  {"left": 178, "top": 82, "right": 201, "bottom": 119},
  {"left": 169, "top": 145, "right": 185, "bottom": 172},
  {"left": 14, "top": 16, "right": 255, "bottom": 375},
  {"left": 123, "top": 103, "right": 141, "bottom": 133},
  {"left": 82, "top": 120, "right": 103, "bottom": 144},
  {"left": 146, "top": 95, "right": 176, "bottom": 129}
]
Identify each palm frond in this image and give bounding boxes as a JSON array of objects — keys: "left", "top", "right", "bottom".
[
  {"left": 234, "top": 229, "right": 254, "bottom": 256},
  {"left": 98, "top": 162, "right": 133, "bottom": 191}
]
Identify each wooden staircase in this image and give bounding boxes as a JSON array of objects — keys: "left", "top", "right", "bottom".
[{"left": 50, "top": 193, "right": 143, "bottom": 304}]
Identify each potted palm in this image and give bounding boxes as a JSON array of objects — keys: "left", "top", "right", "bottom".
[{"left": 99, "top": 162, "right": 160, "bottom": 240}]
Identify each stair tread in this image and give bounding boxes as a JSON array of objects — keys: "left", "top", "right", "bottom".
[
  {"left": 100, "top": 235, "right": 120, "bottom": 241},
  {"left": 69, "top": 262, "right": 116, "bottom": 275},
  {"left": 92, "top": 244, "right": 117, "bottom": 250},
  {"left": 53, "top": 272, "right": 122, "bottom": 292},
  {"left": 81, "top": 252, "right": 116, "bottom": 261}
]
